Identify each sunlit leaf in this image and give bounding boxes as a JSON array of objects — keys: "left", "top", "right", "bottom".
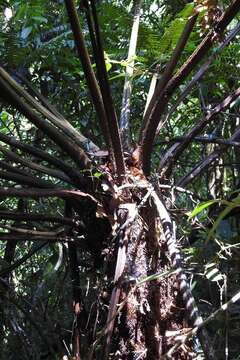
[{"left": 189, "top": 199, "right": 219, "bottom": 218}]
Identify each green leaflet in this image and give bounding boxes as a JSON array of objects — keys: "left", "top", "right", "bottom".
[{"left": 189, "top": 199, "right": 219, "bottom": 218}]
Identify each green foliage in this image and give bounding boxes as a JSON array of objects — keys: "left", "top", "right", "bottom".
[
  {"left": 0, "top": 0, "right": 240, "bottom": 358},
  {"left": 190, "top": 195, "right": 240, "bottom": 243}
]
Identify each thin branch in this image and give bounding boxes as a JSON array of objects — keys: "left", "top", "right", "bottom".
[
  {"left": 0, "top": 159, "right": 32, "bottom": 177},
  {"left": 0, "top": 67, "right": 99, "bottom": 158},
  {"left": 0, "top": 234, "right": 74, "bottom": 242},
  {"left": 0, "top": 144, "right": 73, "bottom": 184},
  {"left": 15, "top": 71, "right": 100, "bottom": 154},
  {"left": 139, "top": 14, "right": 198, "bottom": 172},
  {"left": 0, "top": 132, "right": 87, "bottom": 187},
  {"left": 0, "top": 67, "right": 90, "bottom": 148},
  {"left": 90, "top": 0, "right": 125, "bottom": 178},
  {"left": 0, "top": 225, "right": 65, "bottom": 236},
  {"left": 64, "top": 0, "right": 111, "bottom": 152},
  {"left": 140, "top": 13, "right": 198, "bottom": 140},
  {"left": 159, "top": 87, "right": 240, "bottom": 177},
  {"left": 83, "top": 0, "right": 125, "bottom": 177},
  {"left": 65, "top": 0, "right": 126, "bottom": 180},
  {"left": 0, "top": 168, "right": 56, "bottom": 188},
  {"left": 157, "top": 135, "right": 240, "bottom": 148},
  {"left": 18, "top": 73, "right": 67, "bottom": 119},
  {"left": 0, "top": 241, "right": 48, "bottom": 277},
  {"left": 139, "top": 0, "right": 240, "bottom": 175},
  {"left": 0, "top": 211, "right": 79, "bottom": 226},
  {"left": 0, "top": 188, "right": 97, "bottom": 203},
  {"left": 166, "top": 0, "right": 240, "bottom": 96},
  {"left": 176, "top": 126, "right": 240, "bottom": 187},
  {"left": 119, "top": 0, "right": 142, "bottom": 151},
  {"left": 162, "top": 23, "right": 240, "bottom": 128},
  {"left": 0, "top": 75, "right": 91, "bottom": 170},
  {"left": 176, "top": 151, "right": 220, "bottom": 187}
]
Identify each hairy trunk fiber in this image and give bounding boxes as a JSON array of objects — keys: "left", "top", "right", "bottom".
[{"left": 101, "top": 187, "right": 193, "bottom": 360}]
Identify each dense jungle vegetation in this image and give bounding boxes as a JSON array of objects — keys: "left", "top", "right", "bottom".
[{"left": 0, "top": 0, "right": 240, "bottom": 359}]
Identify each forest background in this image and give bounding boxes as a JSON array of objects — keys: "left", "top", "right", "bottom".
[{"left": 0, "top": 0, "right": 240, "bottom": 359}]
